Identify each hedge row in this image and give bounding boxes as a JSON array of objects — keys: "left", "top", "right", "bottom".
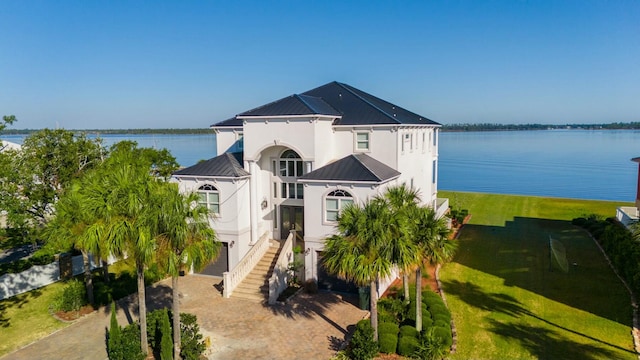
[
  {"left": 573, "top": 217, "right": 640, "bottom": 295},
  {"left": 0, "top": 252, "right": 55, "bottom": 276}
]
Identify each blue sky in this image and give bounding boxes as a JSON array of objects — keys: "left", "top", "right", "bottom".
[{"left": 1, "top": 1, "right": 639, "bottom": 129}]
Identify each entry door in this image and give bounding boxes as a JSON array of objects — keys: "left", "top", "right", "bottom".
[
  {"left": 198, "top": 242, "right": 229, "bottom": 277},
  {"left": 280, "top": 206, "right": 304, "bottom": 239}
]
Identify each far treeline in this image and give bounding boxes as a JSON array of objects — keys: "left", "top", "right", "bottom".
[{"left": 2, "top": 122, "right": 640, "bottom": 135}]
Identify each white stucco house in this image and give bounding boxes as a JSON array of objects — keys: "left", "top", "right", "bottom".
[
  {"left": 172, "top": 81, "right": 448, "bottom": 298},
  {"left": 616, "top": 157, "right": 640, "bottom": 228}
]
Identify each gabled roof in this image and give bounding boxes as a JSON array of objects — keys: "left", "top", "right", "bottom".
[
  {"left": 212, "top": 81, "right": 439, "bottom": 127},
  {"left": 173, "top": 152, "right": 249, "bottom": 178},
  {"left": 298, "top": 153, "right": 400, "bottom": 183}
]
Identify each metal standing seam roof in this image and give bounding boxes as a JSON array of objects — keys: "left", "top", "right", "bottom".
[
  {"left": 298, "top": 153, "right": 401, "bottom": 183},
  {"left": 211, "top": 81, "right": 440, "bottom": 127},
  {"left": 173, "top": 152, "right": 249, "bottom": 178}
]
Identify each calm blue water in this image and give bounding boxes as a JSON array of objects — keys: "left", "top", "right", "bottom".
[
  {"left": 3, "top": 130, "right": 638, "bottom": 201},
  {"left": 439, "top": 130, "right": 639, "bottom": 202}
]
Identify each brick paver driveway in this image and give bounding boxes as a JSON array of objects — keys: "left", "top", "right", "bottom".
[{"left": 3, "top": 275, "right": 367, "bottom": 360}]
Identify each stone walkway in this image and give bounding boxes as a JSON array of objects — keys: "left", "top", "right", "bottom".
[{"left": 3, "top": 275, "right": 367, "bottom": 360}]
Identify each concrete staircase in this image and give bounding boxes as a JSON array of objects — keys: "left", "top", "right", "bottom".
[{"left": 231, "top": 240, "right": 282, "bottom": 302}]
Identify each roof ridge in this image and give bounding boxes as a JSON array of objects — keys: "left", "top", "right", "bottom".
[
  {"left": 352, "top": 153, "right": 382, "bottom": 182},
  {"left": 336, "top": 82, "right": 401, "bottom": 125},
  {"left": 293, "top": 94, "right": 318, "bottom": 114}
]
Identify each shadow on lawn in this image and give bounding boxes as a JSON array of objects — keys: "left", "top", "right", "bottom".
[
  {"left": 452, "top": 217, "right": 632, "bottom": 326},
  {"left": 443, "top": 279, "right": 636, "bottom": 357},
  {"left": 0, "top": 287, "right": 43, "bottom": 328}
]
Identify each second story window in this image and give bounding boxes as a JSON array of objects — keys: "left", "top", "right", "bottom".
[
  {"left": 197, "top": 184, "right": 220, "bottom": 215},
  {"left": 355, "top": 132, "right": 370, "bottom": 151},
  {"left": 236, "top": 132, "right": 244, "bottom": 150},
  {"left": 279, "top": 150, "right": 303, "bottom": 177}
]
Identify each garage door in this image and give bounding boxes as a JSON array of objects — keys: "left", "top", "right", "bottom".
[
  {"left": 198, "top": 242, "right": 228, "bottom": 277},
  {"left": 316, "top": 251, "right": 358, "bottom": 294}
]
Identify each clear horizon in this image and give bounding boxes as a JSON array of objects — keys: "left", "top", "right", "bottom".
[{"left": 2, "top": 1, "right": 639, "bottom": 129}]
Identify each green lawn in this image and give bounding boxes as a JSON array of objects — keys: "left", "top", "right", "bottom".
[
  {"left": 0, "top": 282, "right": 69, "bottom": 356},
  {"left": 438, "top": 191, "right": 636, "bottom": 360}
]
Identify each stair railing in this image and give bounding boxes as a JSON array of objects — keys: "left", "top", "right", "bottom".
[
  {"left": 223, "top": 231, "right": 270, "bottom": 298},
  {"left": 268, "top": 231, "right": 294, "bottom": 304}
]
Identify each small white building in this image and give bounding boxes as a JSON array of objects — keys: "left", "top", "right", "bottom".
[{"left": 172, "top": 81, "right": 447, "bottom": 296}]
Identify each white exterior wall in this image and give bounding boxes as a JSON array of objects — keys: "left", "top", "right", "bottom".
[
  {"left": 174, "top": 177, "right": 251, "bottom": 270},
  {"left": 331, "top": 127, "right": 398, "bottom": 170},
  {"left": 243, "top": 118, "right": 318, "bottom": 161},
  {"left": 396, "top": 127, "right": 439, "bottom": 206},
  {"left": 302, "top": 182, "right": 391, "bottom": 282},
  {"left": 215, "top": 128, "right": 243, "bottom": 155}
]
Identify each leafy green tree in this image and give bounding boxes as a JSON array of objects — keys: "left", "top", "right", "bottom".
[
  {"left": 156, "top": 186, "right": 220, "bottom": 359},
  {"left": 0, "top": 128, "right": 105, "bottom": 234},
  {"left": 412, "top": 206, "right": 456, "bottom": 331},
  {"left": 379, "top": 184, "right": 421, "bottom": 302},
  {"left": 63, "top": 141, "right": 177, "bottom": 355},
  {"left": 322, "top": 201, "right": 394, "bottom": 341},
  {"left": 0, "top": 115, "right": 16, "bottom": 135}
]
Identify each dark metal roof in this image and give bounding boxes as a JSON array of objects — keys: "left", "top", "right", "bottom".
[
  {"left": 298, "top": 153, "right": 400, "bottom": 183},
  {"left": 632, "top": 157, "right": 640, "bottom": 163},
  {"left": 236, "top": 94, "right": 341, "bottom": 118},
  {"left": 173, "top": 152, "right": 249, "bottom": 178},
  {"left": 211, "top": 81, "right": 440, "bottom": 127}
]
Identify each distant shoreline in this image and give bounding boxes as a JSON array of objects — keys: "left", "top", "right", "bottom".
[{"left": 2, "top": 122, "right": 640, "bottom": 135}]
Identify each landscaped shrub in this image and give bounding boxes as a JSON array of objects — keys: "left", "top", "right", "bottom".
[
  {"left": 52, "top": 279, "right": 87, "bottom": 312},
  {"left": 574, "top": 216, "right": 640, "bottom": 296},
  {"left": 146, "top": 308, "right": 165, "bottom": 350},
  {"left": 433, "top": 319, "right": 450, "bottom": 329},
  {"left": 108, "top": 302, "right": 121, "bottom": 360},
  {"left": 348, "top": 319, "right": 378, "bottom": 360},
  {"left": 180, "top": 312, "right": 207, "bottom": 360},
  {"left": 378, "top": 297, "right": 405, "bottom": 323},
  {"left": 422, "top": 316, "right": 433, "bottom": 329},
  {"left": 399, "top": 325, "right": 419, "bottom": 338},
  {"left": 432, "top": 313, "right": 451, "bottom": 324},
  {"left": 397, "top": 335, "right": 420, "bottom": 356},
  {"left": 160, "top": 309, "right": 173, "bottom": 360},
  {"left": 414, "top": 327, "right": 450, "bottom": 360},
  {"left": 378, "top": 333, "right": 398, "bottom": 354},
  {"left": 431, "top": 326, "right": 453, "bottom": 347},
  {"left": 378, "top": 322, "right": 399, "bottom": 336}
]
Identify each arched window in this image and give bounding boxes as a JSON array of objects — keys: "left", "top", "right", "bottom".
[
  {"left": 325, "top": 190, "right": 354, "bottom": 222},
  {"left": 198, "top": 184, "right": 219, "bottom": 214},
  {"left": 279, "top": 150, "right": 303, "bottom": 177}
]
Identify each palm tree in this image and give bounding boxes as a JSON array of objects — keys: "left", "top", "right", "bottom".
[
  {"left": 379, "top": 184, "right": 421, "bottom": 302},
  {"left": 412, "top": 206, "right": 456, "bottom": 331},
  {"left": 322, "top": 201, "right": 394, "bottom": 341},
  {"left": 156, "top": 185, "right": 220, "bottom": 359}
]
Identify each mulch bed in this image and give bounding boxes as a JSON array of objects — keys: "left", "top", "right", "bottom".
[{"left": 53, "top": 305, "right": 96, "bottom": 322}]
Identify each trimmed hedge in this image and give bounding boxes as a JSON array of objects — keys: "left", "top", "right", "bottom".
[
  {"left": 397, "top": 335, "right": 420, "bottom": 357},
  {"left": 573, "top": 216, "right": 640, "bottom": 295},
  {"left": 378, "top": 322, "right": 399, "bottom": 336},
  {"left": 399, "top": 325, "right": 419, "bottom": 338},
  {"left": 431, "top": 326, "right": 453, "bottom": 347},
  {"left": 349, "top": 320, "right": 378, "bottom": 360},
  {"left": 378, "top": 333, "right": 398, "bottom": 354}
]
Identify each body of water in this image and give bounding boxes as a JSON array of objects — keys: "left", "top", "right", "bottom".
[
  {"left": 3, "top": 130, "right": 638, "bottom": 202},
  {"left": 439, "top": 130, "right": 639, "bottom": 202}
]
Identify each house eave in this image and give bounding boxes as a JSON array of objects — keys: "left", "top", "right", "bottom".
[{"left": 237, "top": 114, "right": 342, "bottom": 120}]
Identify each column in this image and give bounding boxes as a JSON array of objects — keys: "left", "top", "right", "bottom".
[{"left": 249, "top": 160, "right": 259, "bottom": 244}]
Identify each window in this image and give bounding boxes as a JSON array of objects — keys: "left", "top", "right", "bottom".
[
  {"left": 432, "top": 160, "right": 437, "bottom": 184},
  {"left": 279, "top": 150, "right": 303, "bottom": 177},
  {"left": 422, "top": 132, "right": 426, "bottom": 152},
  {"left": 433, "top": 129, "right": 437, "bottom": 147},
  {"left": 197, "top": 184, "right": 220, "bottom": 214},
  {"left": 325, "top": 190, "right": 354, "bottom": 222},
  {"left": 355, "top": 132, "right": 369, "bottom": 151},
  {"left": 280, "top": 182, "right": 303, "bottom": 199},
  {"left": 236, "top": 132, "right": 244, "bottom": 150}
]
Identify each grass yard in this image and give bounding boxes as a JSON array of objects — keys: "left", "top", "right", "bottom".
[
  {"left": 438, "top": 191, "right": 636, "bottom": 360},
  {"left": 0, "top": 282, "right": 69, "bottom": 356}
]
